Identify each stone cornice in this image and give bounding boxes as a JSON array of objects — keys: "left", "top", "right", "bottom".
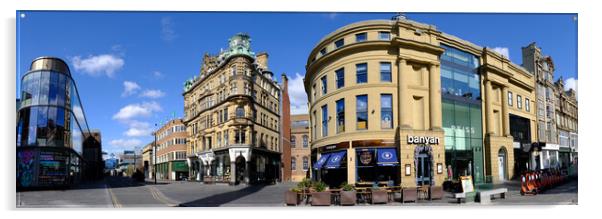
[{"left": 393, "top": 37, "right": 445, "bottom": 56}]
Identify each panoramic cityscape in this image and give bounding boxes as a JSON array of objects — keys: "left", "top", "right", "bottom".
[{"left": 15, "top": 11, "right": 578, "bottom": 207}]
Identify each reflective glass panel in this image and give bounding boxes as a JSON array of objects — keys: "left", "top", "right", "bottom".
[{"left": 356, "top": 95, "right": 368, "bottom": 129}]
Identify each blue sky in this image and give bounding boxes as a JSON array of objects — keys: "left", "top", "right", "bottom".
[{"left": 16, "top": 12, "right": 577, "bottom": 155}]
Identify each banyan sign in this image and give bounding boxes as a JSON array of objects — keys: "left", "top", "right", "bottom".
[{"left": 407, "top": 135, "right": 440, "bottom": 145}]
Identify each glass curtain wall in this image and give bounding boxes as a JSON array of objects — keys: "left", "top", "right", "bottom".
[
  {"left": 440, "top": 44, "right": 485, "bottom": 184},
  {"left": 17, "top": 65, "right": 90, "bottom": 187}
]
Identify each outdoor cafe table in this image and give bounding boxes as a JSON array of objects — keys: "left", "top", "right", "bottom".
[
  {"left": 417, "top": 186, "right": 429, "bottom": 200},
  {"left": 329, "top": 189, "right": 341, "bottom": 205},
  {"left": 356, "top": 182, "right": 373, "bottom": 187},
  {"left": 385, "top": 186, "right": 401, "bottom": 202},
  {"left": 355, "top": 188, "right": 370, "bottom": 204}
]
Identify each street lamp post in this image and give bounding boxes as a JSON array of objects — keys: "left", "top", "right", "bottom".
[{"left": 154, "top": 123, "right": 158, "bottom": 184}]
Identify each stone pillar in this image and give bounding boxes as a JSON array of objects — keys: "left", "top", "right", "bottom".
[
  {"left": 230, "top": 161, "right": 236, "bottom": 184},
  {"left": 347, "top": 144, "right": 356, "bottom": 184},
  {"left": 245, "top": 127, "right": 251, "bottom": 145},
  {"left": 429, "top": 64, "right": 442, "bottom": 131},
  {"left": 398, "top": 58, "right": 412, "bottom": 129},
  {"left": 484, "top": 80, "right": 494, "bottom": 135},
  {"left": 244, "top": 161, "right": 250, "bottom": 184},
  {"left": 501, "top": 86, "right": 511, "bottom": 136}
]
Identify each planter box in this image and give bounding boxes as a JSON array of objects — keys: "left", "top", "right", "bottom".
[
  {"left": 402, "top": 188, "right": 417, "bottom": 203},
  {"left": 429, "top": 186, "right": 444, "bottom": 200},
  {"left": 285, "top": 191, "right": 300, "bottom": 206},
  {"left": 340, "top": 191, "right": 356, "bottom": 206},
  {"left": 371, "top": 190, "right": 388, "bottom": 204},
  {"left": 311, "top": 192, "right": 331, "bottom": 206}
]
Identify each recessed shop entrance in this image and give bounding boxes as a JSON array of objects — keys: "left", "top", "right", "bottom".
[
  {"left": 498, "top": 147, "right": 507, "bottom": 181},
  {"left": 235, "top": 156, "right": 246, "bottom": 184},
  {"left": 415, "top": 145, "right": 433, "bottom": 186}
]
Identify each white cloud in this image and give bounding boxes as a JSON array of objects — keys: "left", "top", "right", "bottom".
[
  {"left": 152, "top": 71, "right": 164, "bottom": 79},
  {"left": 122, "top": 81, "right": 141, "bottom": 97},
  {"left": 288, "top": 73, "right": 309, "bottom": 115},
  {"left": 161, "top": 17, "right": 177, "bottom": 42},
  {"left": 71, "top": 54, "right": 124, "bottom": 77},
  {"left": 112, "top": 101, "right": 163, "bottom": 121},
  {"left": 109, "top": 138, "right": 142, "bottom": 148},
  {"left": 564, "top": 77, "right": 578, "bottom": 99},
  {"left": 72, "top": 105, "right": 85, "bottom": 121},
  {"left": 140, "top": 89, "right": 166, "bottom": 98},
  {"left": 124, "top": 120, "right": 153, "bottom": 137},
  {"left": 492, "top": 47, "right": 510, "bottom": 59}
]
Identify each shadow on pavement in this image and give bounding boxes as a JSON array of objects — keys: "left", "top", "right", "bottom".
[
  {"left": 17, "top": 176, "right": 160, "bottom": 192},
  {"left": 179, "top": 184, "right": 268, "bottom": 207}
]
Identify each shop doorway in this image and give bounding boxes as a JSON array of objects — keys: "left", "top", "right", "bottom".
[
  {"left": 415, "top": 145, "right": 433, "bottom": 186},
  {"left": 498, "top": 147, "right": 507, "bottom": 181},
  {"left": 235, "top": 156, "right": 246, "bottom": 184}
]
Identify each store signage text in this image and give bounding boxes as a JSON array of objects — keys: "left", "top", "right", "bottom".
[{"left": 407, "top": 135, "right": 440, "bottom": 145}]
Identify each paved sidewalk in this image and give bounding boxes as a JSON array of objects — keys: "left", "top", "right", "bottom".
[
  {"left": 14, "top": 176, "right": 577, "bottom": 207},
  {"left": 17, "top": 179, "right": 113, "bottom": 208}
]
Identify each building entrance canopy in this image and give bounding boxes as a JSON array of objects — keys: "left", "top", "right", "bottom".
[
  {"left": 313, "top": 153, "right": 330, "bottom": 170},
  {"left": 325, "top": 150, "right": 347, "bottom": 169}
]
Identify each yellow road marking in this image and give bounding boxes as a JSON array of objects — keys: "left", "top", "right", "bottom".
[
  {"left": 106, "top": 184, "right": 122, "bottom": 208},
  {"left": 148, "top": 186, "right": 177, "bottom": 207}
]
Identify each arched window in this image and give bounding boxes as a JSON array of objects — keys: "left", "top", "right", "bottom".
[
  {"left": 291, "top": 157, "right": 296, "bottom": 171},
  {"left": 236, "top": 106, "right": 245, "bottom": 118},
  {"left": 231, "top": 65, "right": 237, "bottom": 76},
  {"left": 303, "top": 157, "right": 309, "bottom": 171},
  {"left": 302, "top": 135, "right": 308, "bottom": 148},
  {"left": 291, "top": 136, "right": 296, "bottom": 148}
]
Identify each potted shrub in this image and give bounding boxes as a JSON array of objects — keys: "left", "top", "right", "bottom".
[
  {"left": 285, "top": 186, "right": 302, "bottom": 206},
  {"left": 339, "top": 182, "right": 356, "bottom": 206},
  {"left": 370, "top": 186, "right": 388, "bottom": 204},
  {"left": 299, "top": 178, "right": 312, "bottom": 189},
  {"left": 310, "top": 181, "right": 331, "bottom": 206}
]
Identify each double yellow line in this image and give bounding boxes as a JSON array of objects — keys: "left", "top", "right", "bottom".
[
  {"left": 106, "top": 184, "right": 122, "bottom": 208},
  {"left": 148, "top": 186, "right": 177, "bottom": 207}
]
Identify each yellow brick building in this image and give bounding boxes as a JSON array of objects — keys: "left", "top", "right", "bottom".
[
  {"left": 183, "top": 33, "right": 281, "bottom": 185},
  {"left": 304, "top": 17, "right": 536, "bottom": 188}
]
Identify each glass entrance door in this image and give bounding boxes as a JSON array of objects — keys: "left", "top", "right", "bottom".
[{"left": 416, "top": 153, "right": 432, "bottom": 186}]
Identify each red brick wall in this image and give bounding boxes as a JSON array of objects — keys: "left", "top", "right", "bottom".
[{"left": 281, "top": 74, "right": 292, "bottom": 181}]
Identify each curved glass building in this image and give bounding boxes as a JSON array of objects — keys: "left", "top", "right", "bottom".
[{"left": 17, "top": 57, "right": 91, "bottom": 188}]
